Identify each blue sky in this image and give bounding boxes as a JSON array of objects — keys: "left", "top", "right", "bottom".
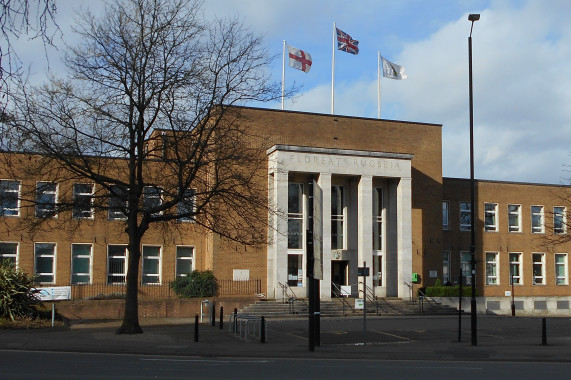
[{"left": 15, "top": 0, "right": 571, "bottom": 185}]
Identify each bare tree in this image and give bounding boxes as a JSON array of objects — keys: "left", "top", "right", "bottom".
[
  {"left": 4, "top": 0, "right": 281, "bottom": 334},
  {"left": 0, "top": 0, "right": 58, "bottom": 96}
]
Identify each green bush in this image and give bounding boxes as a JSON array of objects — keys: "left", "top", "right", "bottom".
[
  {"left": 424, "top": 285, "right": 473, "bottom": 297},
  {"left": 170, "top": 270, "right": 218, "bottom": 298},
  {"left": 433, "top": 278, "right": 442, "bottom": 287},
  {"left": 0, "top": 261, "right": 43, "bottom": 321}
]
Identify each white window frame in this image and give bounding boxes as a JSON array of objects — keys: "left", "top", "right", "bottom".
[
  {"left": 442, "top": 250, "right": 450, "bottom": 284},
  {"left": 141, "top": 245, "right": 162, "bottom": 285},
  {"left": 373, "top": 187, "right": 384, "bottom": 252},
  {"left": 555, "top": 253, "right": 568, "bottom": 285},
  {"left": 73, "top": 183, "right": 94, "bottom": 219},
  {"left": 0, "top": 179, "right": 21, "bottom": 217},
  {"left": 508, "top": 204, "right": 521, "bottom": 233},
  {"left": 177, "top": 188, "right": 196, "bottom": 222},
  {"left": 531, "top": 205, "right": 544, "bottom": 234},
  {"left": 331, "top": 184, "right": 346, "bottom": 250},
  {"left": 287, "top": 183, "right": 304, "bottom": 250},
  {"left": 460, "top": 251, "right": 472, "bottom": 285},
  {"left": 143, "top": 186, "right": 163, "bottom": 216},
  {"left": 71, "top": 243, "right": 92, "bottom": 284},
  {"left": 175, "top": 246, "right": 194, "bottom": 277},
  {"left": 554, "top": 206, "right": 567, "bottom": 235},
  {"left": 0, "top": 241, "right": 18, "bottom": 266},
  {"left": 287, "top": 252, "right": 304, "bottom": 287},
  {"left": 442, "top": 201, "right": 449, "bottom": 230},
  {"left": 509, "top": 252, "right": 522, "bottom": 285},
  {"left": 34, "top": 242, "right": 56, "bottom": 284},
  {"left": 485, "top": 252, "right": 499, "bottom": 285},
  {"left": 532, "top": 252, "right": 545, "bottom": 285},
  {"left": 107, "top": 245, "right": 128, "bottom": 284},
  {"left": 459, "top": 201, "right": 471, "bottom": 231},
  {"left": 36, "top": 182, "right": 58, "bottom": 219},
  {"left": 484, "top": 203, "right": 498, "bottom": 232},
  {"left": 108, "top": 185, "right": 127, "bottom": 221}
]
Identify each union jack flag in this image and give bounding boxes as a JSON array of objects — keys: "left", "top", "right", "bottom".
[{"left": 336, "top": 28, "right": 359, "bottom": 55}]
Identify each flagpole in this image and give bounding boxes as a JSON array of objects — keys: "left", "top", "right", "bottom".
[
  {"left": 331, "top": 22, "right": 336, "bottom": 115},
  {"left": 377, "top": 52, "right": 381, "bottom": 119},
  {"left": 282, "top": 40, "right": 286, "bottom": 110}
]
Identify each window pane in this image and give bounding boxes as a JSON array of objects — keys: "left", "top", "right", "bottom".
[{"left": 288, "top": 219, "right": 303, "bottom": 249}]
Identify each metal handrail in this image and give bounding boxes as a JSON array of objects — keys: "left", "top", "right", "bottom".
[
  {"left": 359, "top": 282, "right": 381, "bottom": 315},
  {"left": 331, "top": 282, "right": 353, "bottom": 315},
  {"left": 278, "top": 281, "right": 297, "bottom": 304},
  {"left": 403, "top": 281, "right": 414, "bottom": 301}
]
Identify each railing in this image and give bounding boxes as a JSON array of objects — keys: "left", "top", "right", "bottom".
[
  {"left": 360, "top": 282, "right": 381, "bottom": 315},
  {"left": 331, "top": 282, "right": 354, "bottom": 315},
  {"left": 56, "top": 279, "right": 263, "bottom": 300},
  {"left": 278, "top": 281, "right": 297, "bottom": 304},
  {"left": 403, "top": 281, "right": 414, "bottom": 302}
]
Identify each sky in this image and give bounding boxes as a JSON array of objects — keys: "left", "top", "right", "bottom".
[{"left": 13, "top": 0, "right": 571, "bottom": 185}]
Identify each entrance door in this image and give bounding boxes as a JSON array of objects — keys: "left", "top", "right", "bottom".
[{"left": 331, "top": 260, "right": 348, "bottom": 297}]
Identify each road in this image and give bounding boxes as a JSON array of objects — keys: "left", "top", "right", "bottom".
[{"left": 2, "top": 350, "right": 571, "bottom": 379}]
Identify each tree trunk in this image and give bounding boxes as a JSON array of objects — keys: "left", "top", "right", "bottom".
[{"left": 116, "top": 227, "right": 144, "bottom": 334}]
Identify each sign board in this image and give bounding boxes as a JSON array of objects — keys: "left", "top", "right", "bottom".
[
  {"left": 429, "top": 270, "right": 438, "bottom": 278},
  {"left": 340, "top": 285, "right": 351, "bottom": 297},
  {"left": 357, "top": 267, "right": 370, "bottom": 277},
  {"left": 505, "top": 291, "right": 512, "bottom": 297},
  {"left": 35, "top": 286, "right": 71, "bottom": 301},
  {"left": 355, "top": 298, "right": 364, "bottom": 310}
]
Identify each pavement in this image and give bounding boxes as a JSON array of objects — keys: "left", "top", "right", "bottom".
[{"left": 2, "top": 314, "right": 571, "bottom": 362}]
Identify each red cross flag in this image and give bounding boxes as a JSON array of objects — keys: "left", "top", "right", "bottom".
[{"left": 287, "top": 44, "right": 312, "bottom": 73}]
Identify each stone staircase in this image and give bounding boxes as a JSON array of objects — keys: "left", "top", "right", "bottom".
[{"left": 238, "top": 297, "right": 458, "bottom": 319}]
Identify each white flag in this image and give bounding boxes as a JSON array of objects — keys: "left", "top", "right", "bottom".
[
  {"left": 381, "top": 56, "right": 407, "bottom": 80},
  {"left": 287, "top": 44, "right": 312, "bottom": 73}
]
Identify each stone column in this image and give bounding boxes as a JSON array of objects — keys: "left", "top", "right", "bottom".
[
  {"left": 397, "top": 176, "right": 413, "bottom": 299},
  {"left": 358, "top": 175, "right": 374, "bottom": 294},
  {"left": 267, "top": 168, "right": 289, "bottom": 300},
  {"left": 318, "top": 173, "right": 332, "bottom": 299}
]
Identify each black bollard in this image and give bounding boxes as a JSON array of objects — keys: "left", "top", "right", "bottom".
[
  {"left": 233, "top": 308, "right": 238, "bottom": 334},
  {"left": 219, "top": 306, "right": 224, "bottom": 330},
  {"left": 261, "top": 316, "right": 266, "bottom": 344},
  {"left": 542, "top": 317, "right": 547, "bottom": 346},
  {"left": 194, "top": 314, "right": 199, "bottom": 342},
  {"left": 211, "top": 301, "right": 216, "bottom": 327}
]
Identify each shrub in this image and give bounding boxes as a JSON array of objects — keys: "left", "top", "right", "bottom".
[
  {"left": 424, "top": 285, "right": 473, "bottom": 297},
  {"left": 433, "top": 278, "right": 442, "bottom": 287},
  {"left": 170, "top": 270, "right": 218, "bottom": 298},
  {"left": 0, "top": 261, "right": 43, "bottom": 321}
]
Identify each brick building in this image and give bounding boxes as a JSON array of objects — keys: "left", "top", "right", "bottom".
[{"left": 1, "top": 106, "right": 570, "bottom": 313}]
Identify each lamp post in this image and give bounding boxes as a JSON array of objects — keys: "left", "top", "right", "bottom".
[{"left": 468, "top": 13, "right": 480, "bottom": 347}]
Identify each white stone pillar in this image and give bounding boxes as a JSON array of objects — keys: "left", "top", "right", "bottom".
[
  {"left": 397, "top": 177, "right": 413, "bottom": 299},
  {"left": 358, "top": 176, "right": 374, "bottom": 294},
  {"left": 318, "top": 173, "right": 332, "bottom": 299},
  {"left": 268, "top": 168, "right": 289, "bottom": 300}
]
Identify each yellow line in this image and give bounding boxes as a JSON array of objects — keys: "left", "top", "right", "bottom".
[{"left": 369, "top": 329, "right": 413, "bottom": 342}]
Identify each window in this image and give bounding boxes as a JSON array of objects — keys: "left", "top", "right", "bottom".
[
  {"left": 532, "top": 253, "right": 545, "bottom": 285},
  {"left": 142, "top": 246, "right": 161, "bottom": 285},
  {"left": 331, "top": 185, "right": 344, "bottom": 250},
  {"left": 460, "top": 251, "right": 472, "bottom": 285},
  {"left": 508, "top": 204, "right": 521, "bottom": 233},
  {"left": 108, "top": 185, "right": 127, "bottom": 220},
  {"left": 71, "top": 244, "right": 92, "bottom": 284},
  {"left": 554, "top": 206, "right": 566, "bottom": 235},
  {"left": 0, "top": 180, "right": 20, "bottom": 217},
  {"left": 531, "top": 206, "right": 544, "bottom": 234},
  {"left": 35, "top": 243, "right": 56, "bottom": 283},
  {"left": 459, "top": 202, "right": 471, "bottom": 231},
  {"left": 107, "top": 245, "right": 128, "bottom": 284},
  {"left": 287, "top": 253, "right": 303, "bottom": 287},
  {"left": 442, "top": 201, "right": 449, "bottom": 230},
  {"left": 555, "top": 253, "right": 568, "bottom": 285},
  {"left": 143, "top": 186, "right": 162, "bottom": 216},
  {"left": 0, "top": 242, "right": 18, "bottom": 266},
  {"left": 177, "top": 189, "right": 196, "bottom": 222},
  {"left": 373, "top": 254, "right": 382, "bottom": 287},
  {"left": 509, "top": 253, "right": 522, "bottom": 285},
  {"left": 176, "top": 246, "right": 193, "bottom": 277},
  {"left": 485, "top": 252, "right": 499, "bottom": 285},
  {"left": 484, "top": 203, "right": 498, "bottom": 232},
  {"left": 443, "top": 251, "right": 450, "bottom": 284},
  {"left": 73, "top": 183, "right": 94, "bottom": 219},
  {"left": 373, "top": 187, "right": 383, "bottom": 251},
  {"left": 287, "top": 183, "right": 303, "bottom": 249},
  {"left": 36, "top": 182, "right": 58, "bottom": 218}
]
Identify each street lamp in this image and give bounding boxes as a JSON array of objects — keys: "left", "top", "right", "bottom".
[{"left": 468, "top": 13, "right": 480, "bottom": 347}]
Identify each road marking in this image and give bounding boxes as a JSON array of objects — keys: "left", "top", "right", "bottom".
[
  {"left": 369, "top": 329, "right": 413, "bottom": 341},
  {"left": 141, "top": 358, "right": 270, "bottom": 363}
]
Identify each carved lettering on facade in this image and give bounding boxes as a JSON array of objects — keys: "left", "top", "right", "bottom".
[{"left": 287, "top": 153, "right": 400, "bottom": 170}]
